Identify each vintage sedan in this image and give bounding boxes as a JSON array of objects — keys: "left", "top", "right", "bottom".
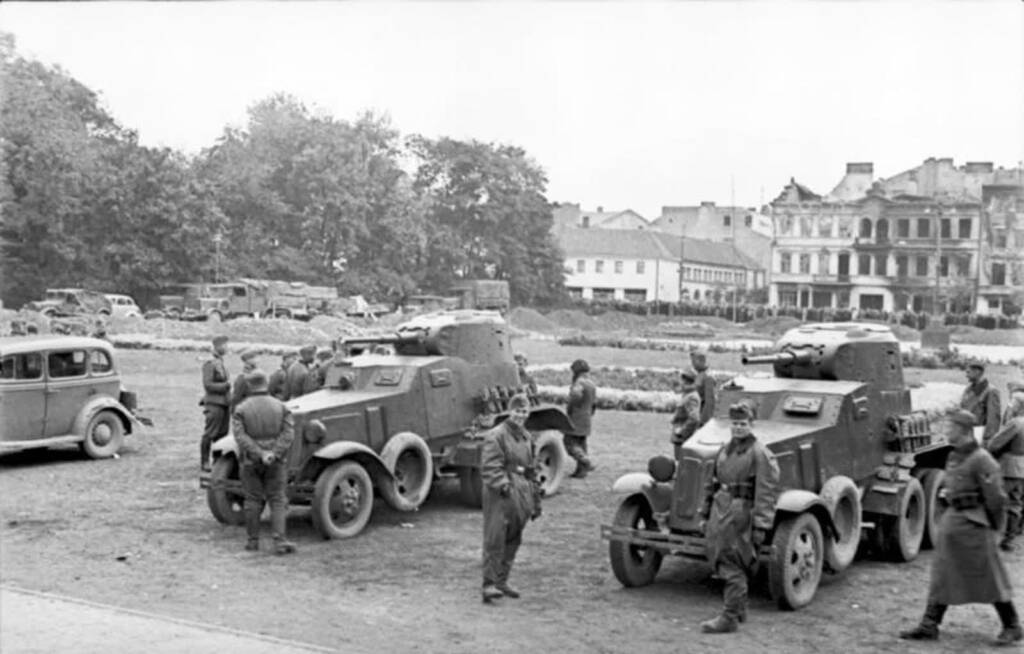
[{"left": 0, "top": 336, "right": 150, "bottom": 458}]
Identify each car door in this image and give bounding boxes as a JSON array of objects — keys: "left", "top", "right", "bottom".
[
  {"left": 44, "top": 348, "right": 92, "bottom": 437},
  {"left": 0, "top": 352, "right": 46, "bottom": 441}
]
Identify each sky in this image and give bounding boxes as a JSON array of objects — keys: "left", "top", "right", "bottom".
[{"left": 2, "top": 1, "right": 1022, "bottom": 219}]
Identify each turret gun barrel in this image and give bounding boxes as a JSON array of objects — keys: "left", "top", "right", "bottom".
[
  {"left": 741, "top": 349, "right": 815, "bottom": 366},
  {"left": 341, "top": 332, "right": 425, "bottom": 347}
]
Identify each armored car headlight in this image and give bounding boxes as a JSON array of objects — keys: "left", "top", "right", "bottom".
[
  {"left": 304, "top": 420, "right": 327, "bottom": 444},
  {"left": 647, "top": 455, "right": 676, "bottom": 482}
]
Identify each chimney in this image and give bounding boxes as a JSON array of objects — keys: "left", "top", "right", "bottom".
[
  {"left": 965, "top": 161, "right": 994, "bottom": 174},
  {"left": 700, "top": 201, "right": 715, "bottom": 207},
  {"left": 846, "top": 162, "right": 873, "bottom": 175}
]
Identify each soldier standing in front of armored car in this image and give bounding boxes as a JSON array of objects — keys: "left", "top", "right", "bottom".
[
  {"left": 284, "top": 344, "right": 317, "bottom": 400},
  {"left": 986, "top": 386, "right": 1024, "bottom": 552},
  {"left": 229, "top": 348, "right": 261, "bottom": 414},
  {"left": 514, "top": 353, "right": 538, "bottom": 399},
  {"left": 961, "top": 362, "right": 1001, "bottom": 441},
  {"left": 565, "top": 358, "right": 597, "bottom": 478},
  {"left": 480, "top": 394, "right": 540, "bottom": 604},
  {"left": 671, "top": 369, "right": 701, "bottom": 449},
  {"left": 199, "top": 335, "right": 231, "bottom": 471},
  {"left": 900, "top": 409, "right": 1020, "bottom": 645},
  {"left": 699, "top": 401, "right": 780, "bottom": 634},
  {"left": 233, "top": 370, "right": 298, "bottom": 555},
  {"left": 268, "top": 350, "right": 298, "bottom": 401},
  {"left": 690, "top": 350, "right": 716, "bottom": 426}
]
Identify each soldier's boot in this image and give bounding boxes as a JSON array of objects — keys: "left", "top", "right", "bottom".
[
  {"left": 274, "top": 539, "right": 297, "bottom": 555},
  {"left": 481, "top": 585, "right": 504, "bottom": 604},
  {"left": 1000, "top": 535, "right": 1017, "bottom": 552},
  {"left": 700, "top": 614, "right": 738, "bottom": 634},
  {"left": 244, "top": 506, "right": 261, "bottom": 551},
  {"left": 496, "top": 584, "right": 520, "bottom": 599},
  {"left": 736, "top": 606, "right": 747, "bottom": 624},
  {"left": 900, "top": 603, "right": 945, "bottom": 640},
  {"left": 994, "top": 602, "right": 1023, "bottom": 646}
]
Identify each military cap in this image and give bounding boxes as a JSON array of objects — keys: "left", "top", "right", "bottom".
[
  {"left": 246, "top": 369, "right": 269, "bottom": 393},
  {"left": 570, "top": 359, "right": 590, "bottom": 375},
  {"left": 728, "top": 401, "right": 756, "bottom": 421},
  {"left": 949, "top": 409, "right": 977, "bottom": 427},
  {"left": 239, "top": 348, "right": 260, "bottom": 362},
  {"left": 680, "top": 369, "right": 697, "bottom": 383},
  {"left": 514, "top": 353, "right": 528, "bottom": 365},
  {"left": 212, "top": 335, "right": 229, "bottom": 347},
  {"left": 966, "top": 361, "right": 985, "bottom": 372},
  {"left": 690, "top": 349, "right": 708, "bottom": 361},
  {"left": 299, "top": 344, "right": 317, "bottom": 358},
  {"left": 316, "top": 349, "right": 334, "bottom": 362},
  {"left": 508, "top": 393, "right": 530, "bottom": 410}
]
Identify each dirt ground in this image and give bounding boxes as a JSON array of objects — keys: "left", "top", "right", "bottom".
[{"left": 2, "top": 346, "right": 1023, "bottom": 654}]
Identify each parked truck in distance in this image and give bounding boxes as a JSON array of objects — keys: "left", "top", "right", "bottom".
[
  {"left": 159, "top": 278, "right": 338, "bottom": 321},
  {"left": 449, "top": 280, "right": 510, "bottom": 313}
]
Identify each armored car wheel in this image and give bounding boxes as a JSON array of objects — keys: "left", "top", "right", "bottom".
[
  {"left": 877, "top": 477, "right": 925, "bottom": 562},
  {"left": 533, "top": 430, "right": 568, "bottom": 498},
  {"left": 819, "top": 476, "right": 862, "bottom": 574},
  {"left": 379, "top": 432, "right": 434, "bottom": 512},
  {"left": 312, "top": 460, "right": 374, "bottom": 539},
  {"left": 914, "top": 468, "right": 946, "bottom": 550},
  {"left": 80, "top": 410, "right": 125, "bottom": 459},
  {"left": 608, "top": 495, "right": 663, "bottom": 587},
  {"left": 458, "top": 467, "right": 483, "bottom": 508},
  {"left": 768, "top": 512, "right": 824, "bottom": 610},
  {"left": 207, "top": 455, "right": 245, "bottom": 526}
]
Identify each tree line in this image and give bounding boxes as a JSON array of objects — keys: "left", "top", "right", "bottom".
[{"left": 0, "top": 34, "right": 567, "bottom": 310}]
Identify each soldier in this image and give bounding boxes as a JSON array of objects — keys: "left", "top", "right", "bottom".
[
  {"left": 987, "top": 387, "right": 1024, "bottom": 552},
  {"left": 268, "top": 350, "right": 298, "bottom": 401},
  {"left": 199, "top": 335, "right": 231, "bottom": 471},
  {"left": 565, "top": 358, "right": 597, "bottom": 479},
  {"left": 690, "top": 350, "right": 716, "bottom": 425},
  {"left": 961, "top": 362, "right": 1001, "bottom": 442},
  {"left": 229, "top": 348, "right": 261, "bottom": 414},
  {"left": 480, "top": 394, "right": 541, "bottom": 604},
  {"left": 312, "top": 349, "right": 335, "bottom": 390},
  {"left": 900, "top": 409, "right": 1021, "bottom": 645},
  {"left": 671, "top": 369, "right": 702, "bottom": 448},
  {"left": 284, "top": 344, "right": 317, "bottom": 400},
  {"left": 514, "top": 353, "right": 538, "bottom": 398},
  {"left": 699, "top": 401, "right": 780, "bottom": 634},
  {"left": 232, "top": 370, "right": 297, "bottom": 555}
]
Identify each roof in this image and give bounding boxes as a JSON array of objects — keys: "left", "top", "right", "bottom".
[
  {"left": 559, "top": 228, "right": 762, "bottom": 270},
  {"left": 772, "top": 178, "right": 822, "bottom": 204},
  {"left": 649, "top": 232, "right": 762, "bottom": 270},
  {"left": 0, "top": 336, "right": 114, "bottom": 355}
]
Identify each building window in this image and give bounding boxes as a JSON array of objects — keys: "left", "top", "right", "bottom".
[
  {"left": 595, "top": 260, "right": 604, "bottom": 273},
  {"left": 897, "top": 219, "right": 910, "bottom": 238},
  {"left": 818, "top": 252, "right": 829, "bottom": 275},
  {"left": 744, "top": 215, "right": 752, "bottom": 227},
  {"left": 915, "top": 255, "right": 929, "bottom": 277},
  {"left": 896, "top": 255, "right": 909, "bottom": 277},
  {"left": 956, "top": 256, "right": 971, "bottom": 277},
  {"left": 992, "top": 262, "right": 1006, "bottom": 285},
  {"left": 875, "top": 254, "right": 888, "bottom": 276},
  {"left": 723, "top": 215, "right": 731, "bottom": 227},
  {"left": 779, "top": 253, "right": 792, "bottom": 274},
  {"left": 581, "top": 216, "right": 590, "bottom": 228},
  {"left": 858, "top": 254, "right": 871, "bottom": 276},
  {"left": 939, "top": 256, "right": 949, "bottom": 277},
  {"left": 614, "top": 260, "right": 623, "bottom": 274},
  {"left": 917, "top": 218, "right": 930, "bottom": 239},
  {"left": 812, "top": 291, "right": 832, "bottom": 308},
  {"left": 859, "top": 218, "right": 873, "bottom": 238},
  {"left": 623, "top": 289, "right": 647, "bottom": 303},
  {"left": 958, "top": 218, "right": 972, "bottom": 239},
  {"left": 994, "top": 229, "right": 1007, "bottom": 248},
  {"left": 779, "top": 288, "right": 798, "bottom": 307},
  {"left": 566, "top": 287, "right": 583, "bottom": 299},
  {"left": 940, "top": 219, "right": 951, "bottom": 239},
  {"left": 798, "top": 254, "right": 810, "bottom": 274},
  {"left": 636, "top": 261, "right": 645, "bottom": 274},
  {"left": 576, "top": 259, "right": 585, "bottom": 273},
  {"left": 876, "top": 219, "right": 889, "bottom": 241}
]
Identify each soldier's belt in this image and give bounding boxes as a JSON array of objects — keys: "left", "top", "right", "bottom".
[
  {"left": 719, "top": 482, "right": 755, "bottom": 500},
  {"left": 950, "top": 493, "right": 981, "bottom": 510}
]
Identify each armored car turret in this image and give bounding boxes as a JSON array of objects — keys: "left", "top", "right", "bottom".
[{"left": 602, "top": 323, "right": 950, "bottom": 610}]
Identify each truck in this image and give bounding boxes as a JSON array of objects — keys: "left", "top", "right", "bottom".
[
  {"left": 449, "top": 280, "right": 510, "bottom": 313},
  {"left": 162, "top": 279, "right": 338, "bottom": 321},
  {"left": 201, "top": 310, "right": 575, "bottom": 539},
  {"left": 600, "top": 322, "right": 952, "bottom": 610}
]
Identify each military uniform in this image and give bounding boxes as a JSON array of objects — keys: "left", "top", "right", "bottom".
[
  {"left": 565, "top": 360, "right": 597, "bottom": 478},
  {"left": 961, "top": 377, "right": 1002, "bottom": 441},
  {"left": 987, "top": 416, "right": 1024, "bottom": 551},
  {"left": 199, "top": 341, "right": 231, "bottom": 470},
  {"left": 229, "top": 350, "right": 261, "bottom": 415},
  {"left": 268, "top": 353, "right": 296, "bottom": 401},
  {"left": 701, "top": 424, "right": 780, "bottom": 628},
  {"left": 691, "top": 357, "right": 716, "bottom": 426},
  {"left": 671, "top": 387, "right": 701, "bottom": 446},
  {"left": 232, "top": 372, "right": 296, "bottom": 554},
  {"left": 283, "top": 348, "right": 316, "bottom": 401},
  {"left": 480, "top": 414, "right": 539, "bottom": 601}
]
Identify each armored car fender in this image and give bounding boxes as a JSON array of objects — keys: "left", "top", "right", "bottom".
[
  {"left": 313, "top": 440, "right": 393, "bottom": 484},
  {"left": 611, "top": 472, "right": 673, "bottom": 516},
  {"left": 773, "top": 488, "right": 837, "bottom": 539}
]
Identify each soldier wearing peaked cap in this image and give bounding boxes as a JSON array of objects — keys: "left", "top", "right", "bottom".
[
  {"left": 671, "top": 369, "right": 701, "bottom": 448},
  {"left": 961, "top": 362, "right": 1001, "bottom": 442},
  {"left": 229, "top": 348, "right": 262, "bottom": 414},
  {"left": 199, "top": 335, "right": 231, "bottom": 471},
  {"left": 900, "top": 408, "right": 1021, "bottom": 646},
  {"left": 268, "top": 350, "right": 297, "bottom": 401},
  {"left": 284, "top": 344, "right": 317, "bottom": 400},
  {"left": 698, "top": 401, "right": 779, "bottom": 634},
  {"left": 232, "top": 369, "right": 297, "bottom": 555}
]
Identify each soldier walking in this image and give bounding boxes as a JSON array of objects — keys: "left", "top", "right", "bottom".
[
  {"left": 481, "top": 394, "right": 541, "bottom": 604},
  {"left": 229, "top": 348, "right": 261, "bottom": 414},
  {"left": 699, "top": 402, "right": 780, "bottom": 634},
  {"left": 987, "top": 386, "right": 1024, "bottom": 552},
  {"left": 899, "top": 409, "right": 1021, "bottom": 645},
  {"left": 232, "top": 370, "right": 297, "bottom": 555},
  {"left": 268, "top": 350, "right": 298, "bottom": 401},
  {"left": 690, "top": 350, "right": 716, "bottom": 425},
  {"left": 565, "top": 359, "right": 597, "bottom": 478},
  {"left": 961, "top": 362, "right": 1002, "bottom": 441},
  {"left": 671, "top": 369, "right": 701, "bottom": 448},
  {"left": 199, "top": 335, "right": 231, "bottom": 471}
]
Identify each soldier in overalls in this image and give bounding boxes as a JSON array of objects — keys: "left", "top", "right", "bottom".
[
  {"left": 900, "top": 409, "right": 1021, "bottom": 646},
  {"left": 480, "top": 394, "right": 541, "bottom": 604},
  {"left": 699, "top": 402, "right": 780, "bottom": 634}
]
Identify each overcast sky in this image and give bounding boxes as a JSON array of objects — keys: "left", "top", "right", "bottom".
[{"left": 2, "top": 2, "right": 1022, "bottom": 219}]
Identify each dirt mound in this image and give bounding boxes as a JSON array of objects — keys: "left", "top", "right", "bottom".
[
  {"left": 744, "top": 315, "right": 802, "bottom": 336},
  {"left": 111, "top": 315, "right": 366, "bottom": 346},
  {"left": 544, "top": 309, "right": 602, "bottom": 331},
  {"left": 508, "top": 307, "right": 558, "bottom": 332}
]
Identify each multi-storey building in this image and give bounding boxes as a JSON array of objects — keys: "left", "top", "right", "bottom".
[
  {"left": 768, "top": 159, "right": 1023, "bottom": 314},
  {"left": 651, "top": 202, "right": 773, "bottom": 273}
]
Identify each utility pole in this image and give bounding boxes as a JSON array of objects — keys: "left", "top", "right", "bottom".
[
  {"left": 213, "top": 232, "right": 223, "bottom": 283},
  {"left": 932, "top": 207, "right": 942, "bottom": 316}
]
